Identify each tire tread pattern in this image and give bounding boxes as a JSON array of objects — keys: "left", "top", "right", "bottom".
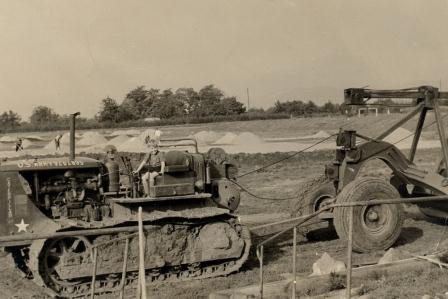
[{"left": 333, "top": 176, "right": 404, "bottom": 253}]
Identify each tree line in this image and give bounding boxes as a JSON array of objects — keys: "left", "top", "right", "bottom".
[
  {"left": 97, "top": 85, "right": 245, "bottom": 123},
  {"left": 0, "top": 84, "right": 351, "bottom": 132},
  {"left": 271, "top": 100, "right": 343, "bottom": 115}
]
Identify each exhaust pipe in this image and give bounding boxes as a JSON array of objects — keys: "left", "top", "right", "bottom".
[{"left": 70, "top": 112, "right": 81, "bottom": 161}]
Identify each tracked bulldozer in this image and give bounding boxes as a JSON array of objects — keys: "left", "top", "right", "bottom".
[{"left": 0, "top": 114, "right": 250, "bottom": 297}]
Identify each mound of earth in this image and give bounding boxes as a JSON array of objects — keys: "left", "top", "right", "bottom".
[
  {"left": 60, "top": 132, "right": 82, "bottom": 145},
  {"left": 214, "top": 132, "right": 238, "bottom": 145},
  {"left": 193, "top": 131, "right": 221, "bottom": 145},
  {"left": 139, "top": 129, "right": 157, "bottom": 143},
  {"left": 43, "top": 140, "right": 57, "bottom": 150},
  {"left": 311, "top": 130, "right": 331, "bottom": 139},
  {"left": 117, "top": 137, "right": 147, "bottom": 152},
  {"left": 78, "top": 132, "right": 108, "bottom": 146},
  {"left": 0, "top": 139, "right": 32, "bottom": 150},
  {"left": 125, "top": 129, "right": 141, "bottom": 136},
  {"left": 42, "top": 141, "right": 70, "bottom": 153},
  {"left": 21, "top": 139, "right": 33, "bottom": 149},
  {"left": 294, "top": 130, "right": 331, "bottom": 140},
  {"left": 107, "top": 135, "right": 131, "bottom": 147},
  {"left": 233, "top": 132, "right": 264, "bottom": 145},
  {"left": 80, "top": 135, "right": 133, "bottom": 154},
  {"left": 213, "top": 132, "right": 263, "bottom": 146},
  {"left": 24, "top": 135, "right": 46, "bottom": 141},
  {"left": 109, "top": 129, "right": 127, "bottom": 137},
  {"left": 0, "top": 135, "right": 16, "bottom": 142},
  {"left": 82, "top": 142, "right": 109, "bottom": 154}
]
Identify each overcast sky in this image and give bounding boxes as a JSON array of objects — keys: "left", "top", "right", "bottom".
[{"left": 1, "top": 0, "right": 448, "bottom": 119}]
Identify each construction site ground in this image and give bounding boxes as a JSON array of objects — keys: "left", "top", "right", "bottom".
[
  {"left": 2, "top": 113, "right": 448, "bottom": 298},
  {"left": 1, "top": 145, "right": 448, "bottom": 298}
]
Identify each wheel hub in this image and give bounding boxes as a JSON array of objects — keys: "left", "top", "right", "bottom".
[
  {"left": 362, "top": 205, "right": 390, "bottom": 233},
  {"left": 43, "top": 236, "right": 92, "bottom": 286},
  {"left": 366, "top": 210, "right": 379, "bottom": 222},
  {"left": 315, "top": 195, "right": 335, "bottom": 212}
]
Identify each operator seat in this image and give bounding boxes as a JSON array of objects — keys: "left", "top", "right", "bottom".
[
  {"left": 151, "top": 150, "right": 195, "bottom": 197},
  {"left": 164, "top": 150, "right": 190, "bottom": 173}
]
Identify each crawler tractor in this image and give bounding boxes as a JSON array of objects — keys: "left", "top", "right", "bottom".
[
  {"left": 0, "top": 114, "right": 250, "bottom": 297},
  {"left": 293, "top": 86, "right": 448, "bottom": 252}
]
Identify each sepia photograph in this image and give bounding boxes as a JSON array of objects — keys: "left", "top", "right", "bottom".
[{"left": 1, "top": 1, "right": 448, "bottom": 298}]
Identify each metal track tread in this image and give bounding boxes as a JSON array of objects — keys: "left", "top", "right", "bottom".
[{"left": 26, "top": 225, "right": 251, "bottom": 298}]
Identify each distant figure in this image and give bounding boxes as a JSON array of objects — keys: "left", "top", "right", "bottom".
[
  {"left": 133, "top": 138, "right": 165, "bottom": 197},
  {"left": 54, "top": 134, "right": 62, "bottom": 151},
  {"left": 154, "top": 128, "right": 161, "bottom": 142},
  {"left": 143, "top": 128, "right": 162, "bottom": 146},
  {"left": 15, "top": 138, "right": 23, "bottom": 152}
]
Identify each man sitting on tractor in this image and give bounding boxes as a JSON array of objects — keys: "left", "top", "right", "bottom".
[{"left": 133, "top": 138, "right": 165, "bottom": 197}]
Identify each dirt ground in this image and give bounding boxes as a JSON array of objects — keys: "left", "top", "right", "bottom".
[
  {"left": 2, "top": 112, "right": 448, "bottom": 298},
  {"left": 143, "top": 147, "right": 448, "bottom": 299},
  {"left": 2, "top": 145, "right": 448, "bottom": 298}
]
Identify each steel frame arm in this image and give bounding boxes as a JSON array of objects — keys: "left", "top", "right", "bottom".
[
  {"left": 344, "top": 86, "right": 448, "bottom": 105},
  {"left": 343, "top": 85, "right": 448, "bottom": 172},
  {"left": 376, "top": 103, "right": 423, "bottom": 140}
]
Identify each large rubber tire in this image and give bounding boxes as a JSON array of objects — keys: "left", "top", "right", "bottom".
[
  {"left": 291, "top": 175, "right": 336, "bottom": 217},
  {"left": 333, "top": 177, "right": 404, "bottom": 253}
]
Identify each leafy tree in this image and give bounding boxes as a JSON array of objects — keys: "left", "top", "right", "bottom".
[
  {"left": 117, "top": 106, "right": 135, "bottom": 122},
  {"left": 150, "top": 99, "right": 183, "bottom": 119},
  {"left": 292, "top": 101, "right": 305, "bottom": 115},
  {"left": 339, "top": 103, "right": 349, "bottom": 114},
  {"left": 143, "top": 88, "right": 161, "bottom": 115},
  {"left": 30, "top": 106, "right": 60, "bottom": 125},
  {"left": 124, "top": 86, "right": 149, "bottom": 105},
  {"left": 197, "top": 85, "right": 223, "bottom": 116},
  {"left": 198, "top": 85, "right": 223, "bottom": 103},
  {"left": 0, "top": 110, "right": 21, "bottom": 129},
  {"left": 304, "top": 101, "right": 318, "bottom": 114},
  {"left": 175, "top": 88, "right": 199, "bottom": 115},
  {"left": 273, "top": 100, "right": 284, "bottom": 113},
  {"left": 272, "top": 99, "right": 344, "bottom": 116},
  {"left": 219, "top": 97, "right": 246, "bottom": 115},
  {"left": 121, "top": 86, "right": 156, "bottom": 119},
  {"left": 248, "top": 107, "right": 265, "bottom": 113},
  {"left": 273, "top": 100, "right": 306, "bottom": 115},
  {"left": 97, "top": 97, "right": 120, "bottom": 123},
  {"left": 321, "top": 101, "right": 339, "bottom": 113},
  {"left": 96, "top": 85, "right": 246, "bottom": 123},
  {"left": 150, "top": 89, "right": 185, "bottom": 119}
]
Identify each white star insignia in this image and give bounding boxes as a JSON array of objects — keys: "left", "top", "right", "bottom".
[{"left": 15, "top": 219, "right": 29, "bottom": 233}]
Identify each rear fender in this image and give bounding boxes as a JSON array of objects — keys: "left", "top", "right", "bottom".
[{"left": 337, "top": 140, "right": 413, "bottom": 191}]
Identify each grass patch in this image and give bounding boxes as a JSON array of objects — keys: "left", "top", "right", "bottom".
[
  {"left": 359, "top": 266, "right": 448, "bottom": 298},
  {"left": 328, "top": 272, "right": 346, "bottom": 291}
]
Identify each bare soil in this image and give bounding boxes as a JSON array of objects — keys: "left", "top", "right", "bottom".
[
  {"left": 2, "top": 146, "right": 448, "bottom": 298},
  {"left": 3, "top": 110, "right": 448, "bottom": 298}
]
